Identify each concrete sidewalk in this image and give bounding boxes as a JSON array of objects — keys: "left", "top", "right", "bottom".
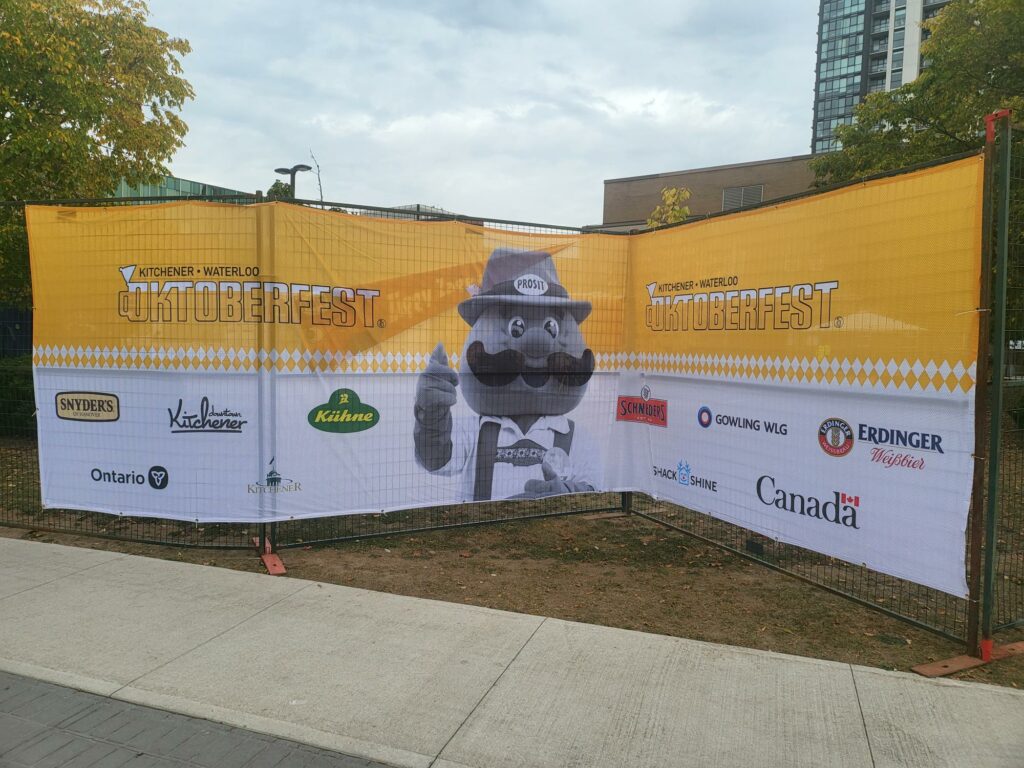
[{"left": 0, "top": 537, "right": 1021, "bottom": 768}]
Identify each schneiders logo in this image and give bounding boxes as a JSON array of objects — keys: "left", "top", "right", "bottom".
[
  {"left": 756, "top": 475, "right": 860, "bottom": 529},
  {"left": 617, "top": 385, "right": 668, "bottom": 427},
  {"left": 56, "top": 392, "right": 119, "bottom": 422},
  {"left": 168, "top": 397, "right": 247, "bottom": 434},
  {"left": 308, "top": 389, "right": 380, "bottom": 433},
  {"left": 248, "top": 458, "right": 301, "bottom": 494},
  {"left": 116, "top": 265, "right": 383, "bottom": 329},
  {"left": 91, "top": 465, "right": 168, "bottom": 490}
]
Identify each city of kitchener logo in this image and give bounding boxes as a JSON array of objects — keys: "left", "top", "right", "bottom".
[
  {"left": 818, "top": 417, "right": 854, "bottom": 457},
  {"left": 617, "top": 386, "right": 668, "bottom": 427},
  {"left": 248, "top": 458, "right": 301, "bottom": 494}
]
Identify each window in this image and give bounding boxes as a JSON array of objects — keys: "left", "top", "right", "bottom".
[
  {"left": 891, "top": 70, "right": 903, "bottom": 87},
  {"left": 722, "top": 185, "right": 764, "bottom": 211}
]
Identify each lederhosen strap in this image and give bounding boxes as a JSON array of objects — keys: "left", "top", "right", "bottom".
[
  {"left": 473, "top": 419, "right": 576, "bottom": 501},
  {"left": 473, "top": 421, "right": 501, "bottom": 501}
]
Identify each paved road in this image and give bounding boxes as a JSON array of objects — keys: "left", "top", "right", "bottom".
[{"left": 0, "top": 671, "right": 391, "bottom": 768}]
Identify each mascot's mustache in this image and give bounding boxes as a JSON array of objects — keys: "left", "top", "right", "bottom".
[{"left": 466, "top": 341, "right": 595, "bottom": 389}]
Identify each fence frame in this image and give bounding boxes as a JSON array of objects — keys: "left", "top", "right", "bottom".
[{"left": 1, "top": 140, "right": 1021, "bottom": 652}]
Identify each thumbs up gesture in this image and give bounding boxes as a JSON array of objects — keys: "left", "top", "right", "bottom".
[{"left": 414, "top": 343, "right": 458, "bottom": 471}]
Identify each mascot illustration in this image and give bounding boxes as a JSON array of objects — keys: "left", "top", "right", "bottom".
[{"left": 414, "top": 248, "right": 600, "bottom": 500}]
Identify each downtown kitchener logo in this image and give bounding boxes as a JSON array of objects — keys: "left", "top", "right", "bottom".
[{"left": 168, "top": 397, "right": 247, "bottom": 434}]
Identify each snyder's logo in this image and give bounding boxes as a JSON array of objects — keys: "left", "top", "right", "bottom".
[
  {"left": 514, "top": 274, "right": 549, "bottom": 296},
  {"left": 117, "top": 265, "right": 383, "bottom": 328},
  {"left": 645, "top": 279, "right": 839, "bottom": 332},
  {"left": 617, "top": 386, "right": 668, "bottom": 427},
  {"left": 169, "top": 397, "right": 247, "bottom": 434},
  {"left": 756, "top": 475, "right": 860, "bottom": 529},
  {"left": 696, "top": 406, "right": 787, "bottom": 435},
  {"left": 248, "top": 459, "right": 301, "bottom": 494},
  {"left": 56, "top": 392, "right": 119, "bottom": 422},
  {"left": 308, "top": 389, "right": 379, "bottom": 433},
  {"left": 90, "top": 465, "right": 168, "bottom": 490},
  {"left": 819, "top": 418, "right": 854, "bottom": 457}
]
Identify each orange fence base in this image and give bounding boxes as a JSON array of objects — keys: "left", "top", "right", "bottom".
[
  {"left": 912, "top": 641, "right": 1024, "bottom": 678},
  {"left": 251, "top": 536, "right": 287, "bottom": 576}
]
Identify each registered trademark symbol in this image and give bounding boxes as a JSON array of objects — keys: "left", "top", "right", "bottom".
[
  {"left": 377, "top": 319, "right": 386, "bottom": 328},
  {"left": 834, "top": 316, "right": 844, "bottom": 328}
]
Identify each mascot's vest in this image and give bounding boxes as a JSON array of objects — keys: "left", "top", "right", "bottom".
[{"left": 473, "top": 420, "right": 575, "bottom": 501}]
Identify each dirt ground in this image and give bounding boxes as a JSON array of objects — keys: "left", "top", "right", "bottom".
[{"left": 3, "top": 514, "right": 1023, "bottom": 689}]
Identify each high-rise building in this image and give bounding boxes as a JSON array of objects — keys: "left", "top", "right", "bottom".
[{"left": 812, "top": 0, "right": 950, "bottom": 154}]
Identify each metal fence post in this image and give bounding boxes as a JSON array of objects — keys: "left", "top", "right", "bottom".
[
  {"left": 621, "top": 491, "right": 633, "bottom": 515},
  {"left": 981, "top": 110, "right": 1014, "bottom": 660}
]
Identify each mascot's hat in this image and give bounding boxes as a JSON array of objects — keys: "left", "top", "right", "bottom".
[{"left": 458, "top": 248, "right": 592, "bottom": 325}]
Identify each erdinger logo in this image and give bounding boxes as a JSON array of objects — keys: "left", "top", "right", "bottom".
[
  {"left": 117, "top": 265, "right": 382, "bottom": 328},
  {"left": 859, "top": 424, "right": 943, "bottom": 471},
  {"left": 617, "top": 385, "right": 668, "bottom": 427},
  {"left": 514, "top": 274, "right": 549, "bottom": 296},
  {"left": 56, "top": 392, "right": 119, "bottom": 422},
  {"left": 756, "top": 475, "right": 860, "bottom": 529},
  {"left": 90, "top": 465, "right": 168, "bottom": 490},
  {"left": 818, "top": 418, "right": 854, "bottom": 457},
  {"left": 168, "top": 397, "right": 246, "bottom": 434}
]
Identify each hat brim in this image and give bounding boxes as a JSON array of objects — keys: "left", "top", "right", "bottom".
[{"left": 458, "top": 295, "right": 592, "bottom": 325}]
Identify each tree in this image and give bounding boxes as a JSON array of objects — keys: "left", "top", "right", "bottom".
[
  {"left": 265, "top": 180, "right": 293, "bottom": 200},
  {"left": 810, "top": 0, "right": 1024, "bottom": 186},
  {"left": 646, "top": 186, "right": 691, "bottom": 228},
  {"left": 0, "top": 0, "right": 193, "bottom": 307}
]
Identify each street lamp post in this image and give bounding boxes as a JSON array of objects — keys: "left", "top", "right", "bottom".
[{"left": 274, "top": 163, "right": 312, "bottom": 198}]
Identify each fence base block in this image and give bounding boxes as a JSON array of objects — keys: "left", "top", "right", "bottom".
[
  {"left": 251, "top": 536, "right": 287, "bottom": 576},
  {"left": 912, "top": 641, "right": 1024, "bottom": 678}
]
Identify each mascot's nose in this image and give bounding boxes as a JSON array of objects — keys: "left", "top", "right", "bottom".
[{"left": 520, "top": 327, "right": 554, "bottom": 360}]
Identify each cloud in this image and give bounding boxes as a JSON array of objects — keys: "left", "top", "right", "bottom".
[{"left": 148, "top": 0, "right": 817, "bottom": 226}]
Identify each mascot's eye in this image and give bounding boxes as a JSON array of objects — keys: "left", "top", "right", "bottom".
[
  {"left": 543, "top": 318, "right": 559, "bottom": 338},
  {"left": 508, "top": 317, "right": 526, "bottom": 338}
]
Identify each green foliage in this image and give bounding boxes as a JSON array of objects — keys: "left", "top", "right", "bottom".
[
  {"left": 0, "top": 354, "right": 35, "bottom": 436},
  {"left": 810, "top": 0, "right": 1024, "bottom": 186},
  {"left": 646, "top": 186, "right": 691, "bottom": 228},
  {"left": 266, "top": 180, "right": 293, "bottom": 200},
  {"left": 0, "top": 0, "right": 194, "bottom": 307}
]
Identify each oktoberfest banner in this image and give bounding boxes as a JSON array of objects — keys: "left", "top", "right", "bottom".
[{"left": 28, "top": 155, "right": 983, "bottom": 596}]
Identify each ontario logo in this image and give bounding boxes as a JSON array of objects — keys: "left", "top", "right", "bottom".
[
  {"left": 247, "top": 458, "right": 301, "bottom": 494},
  {"left": 617, "top": 385, "right": 668, "bottom": 427},
  {"left": 308, "top": 389, "right": 380, "bottom": 433},
  {"left": 818, "top": 418, "right": 854, "bottom": 457}
]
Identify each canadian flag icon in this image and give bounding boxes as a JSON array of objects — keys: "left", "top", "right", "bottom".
[{"left": 841, "top": 493, "right": 860, "bottom": 507}]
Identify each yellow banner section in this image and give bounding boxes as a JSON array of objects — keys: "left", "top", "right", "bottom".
[
  {"left": 624, "top": 155, "right": 983, "bottom": 392},
  {"left": 28, "top": 155, "right": 981, "bottom": 390},
  {"left": 28, "top": 203, "right": 628, "bottom": 369}
]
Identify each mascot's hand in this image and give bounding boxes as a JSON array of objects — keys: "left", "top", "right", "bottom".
[
  {"left": 521, "top": 455, "right": 594, "bottom": 497},
  {"left": 414, "top": 342, "right": 457, "bottom": 472},
  {"left": 415, "top": 343, "right": 458, "bottom": 424}
]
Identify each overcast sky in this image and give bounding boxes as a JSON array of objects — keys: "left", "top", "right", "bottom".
[{"left": 147, "top": 1, "right": 819, "bottom": 227}]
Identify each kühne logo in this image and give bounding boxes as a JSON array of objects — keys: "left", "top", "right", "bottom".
[
  {"left": 56, "top": 392, "right": 119, "bottom": 422},
  {"left": 756, "top": 475, "right": 860, "bottom": 529},
  {"left": 308, "top": 389, "right": 380, "bottom": 433}
]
